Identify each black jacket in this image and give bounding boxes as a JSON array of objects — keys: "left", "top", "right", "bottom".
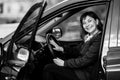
[{"left": 64, "top": 33, "right": 102, "bottom": 80}]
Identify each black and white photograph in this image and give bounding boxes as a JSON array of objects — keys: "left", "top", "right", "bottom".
[{"left": 0, "top": 0, "right": 119, "bottom": 80}]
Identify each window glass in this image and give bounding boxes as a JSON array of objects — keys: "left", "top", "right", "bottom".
[
  {"left": 53, "top": 5, "right": 107, "bottom": 41},
  {"left": 34, "top": 4, "right": 107, "bottom": 42},
  {"left": 20, "top": 8, "right": 40, "bottom": 32}
]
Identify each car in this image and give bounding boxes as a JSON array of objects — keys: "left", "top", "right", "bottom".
[{"left": 0, "top": 0, "right": 120, "bottom": 80}]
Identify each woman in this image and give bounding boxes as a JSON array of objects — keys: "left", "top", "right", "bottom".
[{"left": 43, "top": 11, "right": 103, "bottom": 80}]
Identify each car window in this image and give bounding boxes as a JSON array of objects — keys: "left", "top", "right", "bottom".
[{"left": 46, "top": 4, "right": 107, "bottom": 41}]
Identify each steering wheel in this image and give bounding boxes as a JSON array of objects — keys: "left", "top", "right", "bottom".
[{"left": 46, "top": 34, "right": 60, "bottom": 58}]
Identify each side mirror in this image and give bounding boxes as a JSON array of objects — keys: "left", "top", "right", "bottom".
[
  {"left": 52, "top": 28, "right": 62, "bottom": 39},
  {"left": 17, "top": 47, "right": 29, "bottom": 62}
]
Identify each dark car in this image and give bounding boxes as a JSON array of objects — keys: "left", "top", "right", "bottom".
[{"left": 0, "top": 0, "right": 120, "bottom": 80}]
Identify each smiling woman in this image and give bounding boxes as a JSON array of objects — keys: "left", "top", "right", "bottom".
[{"left": 42, "top": 8, "right": 103, "bottom": 80}]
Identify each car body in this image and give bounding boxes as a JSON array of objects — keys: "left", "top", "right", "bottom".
[{"left": 0, "top": 0, "right": 120, "bottom": 80}]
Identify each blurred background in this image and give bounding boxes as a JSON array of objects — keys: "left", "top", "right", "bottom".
[{"left": 0, "top": 0, "right": 64, "bottom": 38}]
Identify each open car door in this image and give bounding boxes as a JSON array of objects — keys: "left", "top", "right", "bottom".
[{"left": 0, "top": 0, "right": 47, "bottom": 80}]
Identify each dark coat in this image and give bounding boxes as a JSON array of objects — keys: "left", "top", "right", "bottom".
[{"left": 64, "top": 33, "right": 102, "bottom": 80}]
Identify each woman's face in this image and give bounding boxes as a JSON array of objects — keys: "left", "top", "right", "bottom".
[{"left": 82, "top": 16, "right": 98, "bottom": 34}]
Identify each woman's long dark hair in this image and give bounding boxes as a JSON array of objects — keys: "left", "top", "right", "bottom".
[{"left": 80, "top": 11, "right": 103, "bottom": 39}]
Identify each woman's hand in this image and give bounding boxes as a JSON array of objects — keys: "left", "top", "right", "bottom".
[
  {"left": 50, "top": 40, "right": 64, "bottom": 52},
  {"left": 53, "top": 58, "right": 64, "bottom": 66}
]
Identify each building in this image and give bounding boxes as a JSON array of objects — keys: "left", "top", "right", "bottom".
[
  {"left": 0, "top": 0, "right": 63, "bottom": 24},
  {"left": 0, "top": 0, "right": 63, "bottom": 38}
]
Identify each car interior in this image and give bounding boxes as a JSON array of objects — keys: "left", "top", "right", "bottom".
[{"left": 0, "top": 3, "right": 108, "bottom": 80}]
